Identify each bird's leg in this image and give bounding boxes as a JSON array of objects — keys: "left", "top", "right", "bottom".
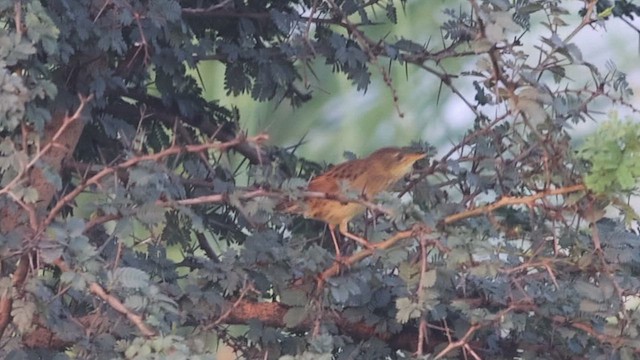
[
  {"left": 338, "top": 221, "right": 374, "bottom": 250},
  {"left": 328, "top": 224, "right": 342, "bottom": 258},
  {"left": 329, "top": 225, "right": 351, "bottom": 268}
]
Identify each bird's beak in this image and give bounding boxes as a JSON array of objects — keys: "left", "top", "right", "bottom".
[{"left": 408, "top": 152, "right": 427, "bottom": 162}]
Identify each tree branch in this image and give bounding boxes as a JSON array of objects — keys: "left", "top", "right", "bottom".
[
  {"left": 106, "top": 97, "right": 270, "bottom": 165},
  {"left": 42, "top": 134, "right": 269, "bottom": 231},
  {"left": 53, "top": 258, "right": 156, "bottom": 337},
  {"left": 0, "top": 96, "right": 93, "bottom": 340},
  {"left": 443, "top": 184, "right": 587, "bottom": 225}
]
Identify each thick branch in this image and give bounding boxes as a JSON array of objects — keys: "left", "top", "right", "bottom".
[
  {"left": 22, "top": 298, "right": 423, "bottom": 352},
  {"left": 0, "top": 96, "right": 93, "bottom": 340}
]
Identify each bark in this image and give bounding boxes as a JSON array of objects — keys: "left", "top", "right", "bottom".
[
  {"left": 21, "top": 299, "right": 423, "bottom": 353},
  {"left": 0, "top": 108, "right": 87, "bottom": 340}
]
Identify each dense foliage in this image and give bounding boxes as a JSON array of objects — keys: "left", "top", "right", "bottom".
[{"left": 1, "top": 0, "right": 640, "bottom": 359}]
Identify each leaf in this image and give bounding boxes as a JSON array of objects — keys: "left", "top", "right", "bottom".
[
  {"left": 395, "top": 297, "right": 421, "bottom": 324},
  {"left": 25, "top": 1, "right": 60, "bottom": 56},
  {"left": 114, "top": 267, "right": 150, "bottom": 289},
  {"left": 124, "top": 294, "right": 148, "bottom": 311},
  {"left": 11, "top": 299, "right": 36, "bottom": 333},
  {"left": 422, "top": 269, "right": 437, "bottom": 288},
  {"left": 579, "top": 299, "right": 604, "bottom": 313},
  {"left": 25, "top": 104, "right": 52, "bottom": 132},
  {"left": 386, "top": 3, "right": 397, "bottom": 24},
  {"left": 485, "top": 11, "right": 521, "bottom": 43},
  {"left": 40, "top": 242, "right": 64, "bottom": 264},
  {"left": 280, "top": 288, "right": 308, "bottom": 307},
  {"left": 270, "top": 9, "right": 293, "bottom": 33},
  {"left": 136, "top": 204, "right": 166, "bottom": 225},
  {"left": 573, "top": 280, "right": 604, "bottom": 302},
  {"left": 225, "top": 64, "right": 252, "bottom": 96},
  {"left": 21, "top": 187, "right": 39, "bottom": 203},
  {"left": 65, "top": 217, "right": 86, "bottom": 238},
  {"left": 60, "top": 271, "right": 87, "bottom": 291},
  {"left": 308, "top": 333, "right": 334, "bottom": 354},
  {"left": 148, "top": 0, "right": 182, "bottom": 25},
  {"left": 8, "top": 39, "right": 37, "bottom": 65},
  {"left": 37, "top": 160, "right": 62, "bottom": 191},
  {"left": 68, "top": 235, "right": 97, "bottom": 262},
  {"left": 283, "top": 307, "right": 307, "bottom": 328},
  {"left": 398, "top": 261, "right": 420, "bottom": 287},
  {"left": 579, "top": 118, "right": 640, "bottom": 193},
  {"left": 468, "top": 262, "right": 499, "bottom": 277},
  {"left": 99, "top": 114, "right": 137, "bottom": 139}
]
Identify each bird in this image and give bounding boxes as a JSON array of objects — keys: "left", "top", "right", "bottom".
[{"left": 284, "top": 147, "right": 427, "bottom": 256}]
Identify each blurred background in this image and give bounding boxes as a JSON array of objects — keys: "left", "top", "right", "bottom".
[{"left": 198, "top": 0, "right": 640, "bottom": 163}]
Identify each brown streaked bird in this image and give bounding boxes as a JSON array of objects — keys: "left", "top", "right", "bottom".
[{"left": 287, "top": 147, "right": 427, "bottom": 256}]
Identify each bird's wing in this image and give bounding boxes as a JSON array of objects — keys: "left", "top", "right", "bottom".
[
  {"left": 308, "top": 159, "right": 365, "bottom": 194},
  {"left": 308, "top": 173, "right": 340, "bottom": 193}
]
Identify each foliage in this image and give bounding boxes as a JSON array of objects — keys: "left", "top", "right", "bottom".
[
  {"left": 1, "top": 0, "right": 640, "bottom": 359},
  {"left": 579, "top": 117, "right": 640, "bottom": 194}
]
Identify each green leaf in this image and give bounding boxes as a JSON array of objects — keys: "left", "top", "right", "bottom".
[
  {"left": 395, "top": 297, "right": 421, "bottom": 324},
  {"left": 270, "top": 10, "right": 293, "bottom": 33},
  {"left": 283, "top": 307, "right": 307, "bottom": 328},
  {"left": 60, "top": 271, "right": 87, "bottom": 291},
  {"left": 573, "top": 280, "right": 604, "bottom": 302},
  {"left": 386, "top": 3, "right": 398, "bottom": 23},
  {"left": 65, "top": 217, "right": 86, "bottom": 238},
  {"left": 20, "top": 186, "right": 38, "bottom": 203},
  {"left": 124, "top": 294, "right": 148, "bottom": 311},
  {"left": 422, "top": 269, "right": 437, "bottom": 288},
  {"left": 579, "top": 299, "right": 604, "bottom": 313},
  {"left": 279, "top": 288, "right": 308, "bottom": 307},
  {"left": 136, "top": 204, "right": 166, "bottom": 225},
  {"left": 113, "top": 267, "right": 150, "bottom": 289},
  {"left": 579, "top": 117, "right": 640, "bottom": 193},
  {"left": 25, "top": 1, "right": 60, "bottom": 56},
  {"left": 11, "top": 299, "right": 36, "bottom": 333}
]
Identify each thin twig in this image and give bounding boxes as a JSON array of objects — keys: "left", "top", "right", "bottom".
[
  {"left": 443, "top": 184, "right": 586, "bottom": 225},
  {"left": 54, "top": 258, "right": 155, "bottom": 337},
  {"left": 414, "top": 235, "right": 430, "bottom": 356},
  {"left": 434, "top": 323, "right": 481, "bottom": 359},
  {"left": 41, "top": 133, "right": 269, "bottom": 229}
]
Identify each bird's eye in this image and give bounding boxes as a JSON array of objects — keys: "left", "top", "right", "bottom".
[{"left": 395, "top": 153, "right": 404, "bottom": 160}]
